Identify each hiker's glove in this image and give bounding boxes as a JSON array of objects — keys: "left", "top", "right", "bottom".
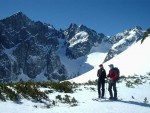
[{"left": 107, "top": 77, "right": 111, "bottom": 80}]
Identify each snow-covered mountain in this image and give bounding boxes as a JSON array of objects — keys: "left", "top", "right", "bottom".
[
  {"left": 104, "top": 26, "right": 144, "bottom": 62},
  {"left": 0, "top": 12, "right": 145, "bottom": 82},
  {"left": 57, "top": 23, "right": 111, "bottom": 78},
  {"left": 64, "top": 23, "right": 107, "bottom": 59},
  {"left": 69, "top": 34, "right": 150, "bottom": 83},
  {"left": 0, "top": 12, "right": 67, "bottom": 82},
  {"left": 0, "top": 12, "right": 111, "bottom": 82}
]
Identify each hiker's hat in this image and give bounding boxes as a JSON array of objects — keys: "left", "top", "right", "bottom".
[
  {"left": 99, "top": 64, "right": 103, "bottom": 67},
  {"left": 108, "top": 64, "right": 114, "bottom": 68}
]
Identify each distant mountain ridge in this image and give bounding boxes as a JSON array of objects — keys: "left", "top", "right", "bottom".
[
  {"left": 0, "top": 12, "right": 144, "bottom": 82},
  {"left": 104, "top": 26, "right": 144, "bottom": 62}
]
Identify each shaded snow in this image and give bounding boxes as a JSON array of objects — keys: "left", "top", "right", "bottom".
[
  {"left": 16, "top": 69, "right": 30, "bottom": 82},
  {"left": 3, "top": 47, "right": 17, "bottom": 63},
  {"left": 56, "top": 39, "right": 111, "bottom": 78}
]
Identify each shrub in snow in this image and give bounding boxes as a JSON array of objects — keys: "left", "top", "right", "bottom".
[
  {"left": 49, "top": 81, "right": 74, "bottom": 93},
  {"left": 56, "top": 95, "right": 62, "bottom": 102},
  {"left": 14, "top": 81, "right": 48, "bottom": 101},
  {"left": 84, "top": 80, "right": 97, "bottom": 85},
  {"left": 63, "top": 95, "right": 71, "bottom": 104},
  {"left": 0, "top": 84, "right": 20, "bottom": 101},
  {"left": 126, "top": 81, "right": 135, "bottom": 88},
  {"left": 62, "top": 94, "right": 78, "bottom": 106}
]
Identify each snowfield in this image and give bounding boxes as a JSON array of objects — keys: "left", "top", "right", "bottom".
[
  {"left": 0, "top": 80, "right": 150, "bottom": 113},
  {"left": 0, "top": 37, "right": 150, "bottom": 113}
]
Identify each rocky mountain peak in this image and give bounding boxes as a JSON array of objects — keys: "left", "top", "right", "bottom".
[
  {"left": 64, "top": 23, "right": 106, "bottom": 59},
  {"left": 13, "top": 11, "right": 25, "bottom": 17},
  {"left": 132, "top": 26, "right": 142, "bottom": 31},
  {"left": 69, "top": 23, "right": 78, "bottom": 29},
  {"left": 0, "top": 11, "right": 32, "bottom": 31},
  {"left": 103, "top": 26, "right": 144, "bottom": 62},
  {"left": 107, "top": 26, "right": 144, "bottom": 44}
]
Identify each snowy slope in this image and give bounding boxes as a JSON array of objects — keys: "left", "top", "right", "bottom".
[
  {"left": 104, "top": 26, "right": 144, "bottom": 62},
  {"left": 105, "top": 35, "right": 150, "bottom": 76},
  {"left": 112, "top": 27, "right": 143, "bottom": 50},
  {"left": 69, "top": 35, "right": 150, "bottom": 83},
  {"left": 0, "top": 80, "right": 150, "bottom": 113},
  {"left": 0, "top": 37, "right": 150, "bottom": 113}
]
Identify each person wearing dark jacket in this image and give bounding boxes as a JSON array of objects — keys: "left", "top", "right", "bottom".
[
  {"left": 97, "top": 64, "right": 106, "bottom": 98},
  {"left": 107, "top": 64, "right": 118, "bottom": 100}
]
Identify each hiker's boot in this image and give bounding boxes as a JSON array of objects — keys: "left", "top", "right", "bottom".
[
  {"left": 102, "top": 89, "right": 105, "bottom": 98},
  {"left": 114, "top": 91, "right": 117, "bottom": 100},
  {"left": 101, "top": 96, "right": 104, "bottom": 99},
  {"left": 113, "top": 97, "right": 118, "bottom": 101},
  {"left": 109, "top": 90, "right": 113, "bottom": 99},
  {"left": 109, "top": 97, "right": 113, "bottom": 100}
]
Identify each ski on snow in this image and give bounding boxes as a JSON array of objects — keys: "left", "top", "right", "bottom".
[
  {"left": 92, "top": 98, "right": 101, "bottom": 101},
  {"left": 92, "top": 98, "right": 122, "bottom": 102}
]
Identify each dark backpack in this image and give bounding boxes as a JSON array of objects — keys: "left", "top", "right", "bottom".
[{"left": 113, "top": 67, "right": 120, "bottom": 81}]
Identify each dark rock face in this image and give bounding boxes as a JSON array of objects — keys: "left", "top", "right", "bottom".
[
  {"left": 0, "top": 52, "right": 11, "bottom": 82},
  {"left": 1, "top": 12, "right": 32, "bottom": 31},
  {"left": 0, "top": 50, "right": 21, "bottom": 82},
  {"left": 64, "top": 24, "right": 106, "bottom": 59},
  {"left": 0, "top": 12, "right": 67, "bottom": 82}
]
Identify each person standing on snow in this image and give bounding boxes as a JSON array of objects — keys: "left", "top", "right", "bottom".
[
  {"left": 97, "top": 64, "right": 106, "bottom": 98},
  {"left": 107, "top": 64, "right": 118, "bottom": 100}
]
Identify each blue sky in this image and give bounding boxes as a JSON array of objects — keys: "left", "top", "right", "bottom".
[{"left": 0, "top": 0, "right": 149, "bottom": 36}]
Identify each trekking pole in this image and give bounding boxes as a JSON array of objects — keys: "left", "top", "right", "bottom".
[{"left": 105, "top": 79, "right": 108, "bottom": 100}]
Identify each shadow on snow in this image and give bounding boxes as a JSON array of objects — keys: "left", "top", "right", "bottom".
[{"left": 100, "top": 99, "right": 150, "bottom": 108}]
